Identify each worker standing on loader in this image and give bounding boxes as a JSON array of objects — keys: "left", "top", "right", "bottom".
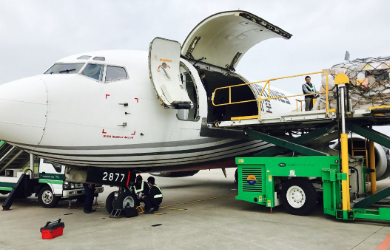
[
  {"left": 143, "top": 177, "right": 163, "bottom": 214},
  {"left": 302, "top": 76, "right": 318, "bottom": 111},
  {"left": 133, "top": 175, "right": 150, "bottom": 206}
]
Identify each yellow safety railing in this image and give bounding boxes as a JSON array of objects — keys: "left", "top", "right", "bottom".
[
  {"left": 295, "top": 99, "right": 304, "bottom": 112},
  {"left": 212, "top": 71, "right": 329, "bottom": 121}
]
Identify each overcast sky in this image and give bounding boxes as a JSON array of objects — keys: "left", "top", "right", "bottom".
[
  {"left": 1, "top": 0, "right": 390, "bottom": 131},
  {"left": 1, "top": 0, "right": 390, "bottom": 84}
]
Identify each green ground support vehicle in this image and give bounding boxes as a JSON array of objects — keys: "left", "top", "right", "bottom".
[{"left": 236, "top": 155, "right": 390, "bottom": 221}]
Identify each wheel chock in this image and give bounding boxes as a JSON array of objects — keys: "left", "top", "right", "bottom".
[{"left": 136, "top": 206, "right": 144, "bottom": 213}]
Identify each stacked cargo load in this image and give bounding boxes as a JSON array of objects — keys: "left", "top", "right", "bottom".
[{"left": 319, "top": 57, "right": 390, "bottom": 110}]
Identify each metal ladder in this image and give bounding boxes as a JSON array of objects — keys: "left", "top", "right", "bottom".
[{"left": 350, "top": 137, "right": 369, "bottom": 168}]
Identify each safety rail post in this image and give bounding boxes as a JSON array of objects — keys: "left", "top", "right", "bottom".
[
  {"left": 258, "top": 81, "right": 270, "bottom": 121},
  {"left": 325, "top": 71, "right": 329, "bottom": 116},
  {"left": 267, "top": 81, "right": 271, "bottom": 101},
  {"left": 229, "top": 87, "right": 231, "bottom": 104},
  {"left": 30, "top": 154, "right": 34, "bottom": 179},
  {"left": 335, "top": 73, "right": 351, "bottom": 218}
]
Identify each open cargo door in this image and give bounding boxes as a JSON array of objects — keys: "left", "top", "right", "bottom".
[
  {"left": 181, "top": 11, "right": 292, "bottom": 71},
  {"left": 149, "top": 37, "right": 193, "bottom": 109}
]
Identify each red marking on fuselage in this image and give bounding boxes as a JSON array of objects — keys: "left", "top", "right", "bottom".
[
  {"left": 134, "top": 98, "right": 139, "bottom": 103},
  {"left": 102, "top": 129, "right": 107, "bottom": 134},
  {"left": 106, "top": 94, "right": 110, "bottom": 99},
  {"left": 126, "top": 171, "right": 131, "bottom": 186},
  {"left": 157, "top": 64, "right": 171, "bottom": 70},
  {"left": 131, "top": 131, "right": 136, "bottom": 135}
]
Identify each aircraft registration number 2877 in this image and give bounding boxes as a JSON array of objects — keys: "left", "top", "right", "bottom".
[{"left": 86, "top": 167, "right": 132, "bottom": 186}]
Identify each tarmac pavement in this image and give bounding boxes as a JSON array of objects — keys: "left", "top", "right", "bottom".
[{"left": 0, "top": 168, "right": 389, "bottom": 250}]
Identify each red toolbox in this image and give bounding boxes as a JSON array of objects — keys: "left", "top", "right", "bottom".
[{"left": 40, "top": 219, "right": 65, "bottom": 239}]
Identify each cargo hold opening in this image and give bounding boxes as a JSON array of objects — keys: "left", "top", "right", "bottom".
[
  {"left": 203, "top": 70, "right": 257, "bottom": 123},
  {"left": 180, "top": 11, "right": 292, "bottom": 122}
]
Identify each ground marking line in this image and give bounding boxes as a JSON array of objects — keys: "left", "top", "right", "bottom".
[
  {"left": 375, "top": 235, "right": 390, "bottom": 250},
  {"left": 351, "top": 226, "right": 384, "bottom": 250}
]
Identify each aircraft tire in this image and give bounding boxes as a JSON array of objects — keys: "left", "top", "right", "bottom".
[
  {"left": 115, "top": 192, "right": 137, "bottom": 210},
  {"left": 106, "top": 191, "right": 137, "bottom": 215},
  {"left": 105, "top": 192, "right": 115, "bottom": 214},
  {"left": 281, "top": 178, "right": 317, "bottom": 216}
]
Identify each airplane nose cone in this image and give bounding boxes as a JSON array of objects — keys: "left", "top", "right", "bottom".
[{"left": 0, "top": 76, "right": 47, "bottom": 146}]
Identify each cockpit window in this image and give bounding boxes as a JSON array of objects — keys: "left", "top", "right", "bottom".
[
  {"left": 105, "top": 66, "right": 127, "bottom": 82},
  {"left": 81, "top": 64, "right": 104, "bottom": 81},
  {"left": 93, "top": 57, "right": 105, "bottom": 61},
  {"left": 44, "top": 63, "right": 84, "bottom": 74},
  {"left": 77, "top": 55, "right": 92, "bottom": 60}
]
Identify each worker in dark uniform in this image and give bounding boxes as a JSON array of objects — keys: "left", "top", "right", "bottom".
[
  {"left": 302, "top": 76, "right": 319, "bottom": 111},
  {"left": 133, "top": 175, "right": 150, "bottom": 206},
  {"left": 83, "top": 183, "right": 95, "bottom": 213},
  {"left": 143, "top": 176, "right": 163, "bottom": 214}
]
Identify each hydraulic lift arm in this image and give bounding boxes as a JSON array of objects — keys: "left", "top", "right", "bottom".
[{"left": 244, "top": 128, "right": 328, "bottom": 156}]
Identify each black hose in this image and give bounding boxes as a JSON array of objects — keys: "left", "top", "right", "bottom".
[
  {"left": 193, "top": 57, "right": 206, "bottom": 67},
  {"left": 24, "top": 169, "right": 33, "bottom": 174}
]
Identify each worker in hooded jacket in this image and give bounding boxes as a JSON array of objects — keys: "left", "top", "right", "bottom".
[{"left": 133, "top": 175, "right": 150, "bottom": 206}]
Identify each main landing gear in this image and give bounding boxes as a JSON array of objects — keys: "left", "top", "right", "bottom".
[{"left": 106, "top": 186, "right": 138, "bottom": 216}]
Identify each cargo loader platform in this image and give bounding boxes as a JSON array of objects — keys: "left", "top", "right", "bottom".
[
  {"left": 209, "top": 71, "right": 390, "bottom": 132},
  {"left": 213, "top": 72, "right": 390, "bottom": 222}
]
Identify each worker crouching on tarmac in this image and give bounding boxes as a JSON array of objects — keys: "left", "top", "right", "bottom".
[
  {"left": 143, "top": 176, "right": 163, "bottom": 214},
  {"left": 133, "top": 175, "right": 150, "bottom": 205}
]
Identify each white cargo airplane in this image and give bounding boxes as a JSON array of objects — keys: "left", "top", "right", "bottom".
[
  {"left": 0, "top": 11, "right": 294, "bottom": 175},
  {"left": 1, "top": 10, "right": 389, "bottom": 192}
]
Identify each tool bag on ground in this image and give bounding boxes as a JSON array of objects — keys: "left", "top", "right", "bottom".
[{"left": 40, "top": 219, "right": 65, "bottom": 239}]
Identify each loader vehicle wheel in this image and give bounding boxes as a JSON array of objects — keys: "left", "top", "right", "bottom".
[
  {"left": 281, "top": 178, "right": 317, "bottom": 216},
  {"left": 38, "top": 186, "right": 60, "bottom": 208}
]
